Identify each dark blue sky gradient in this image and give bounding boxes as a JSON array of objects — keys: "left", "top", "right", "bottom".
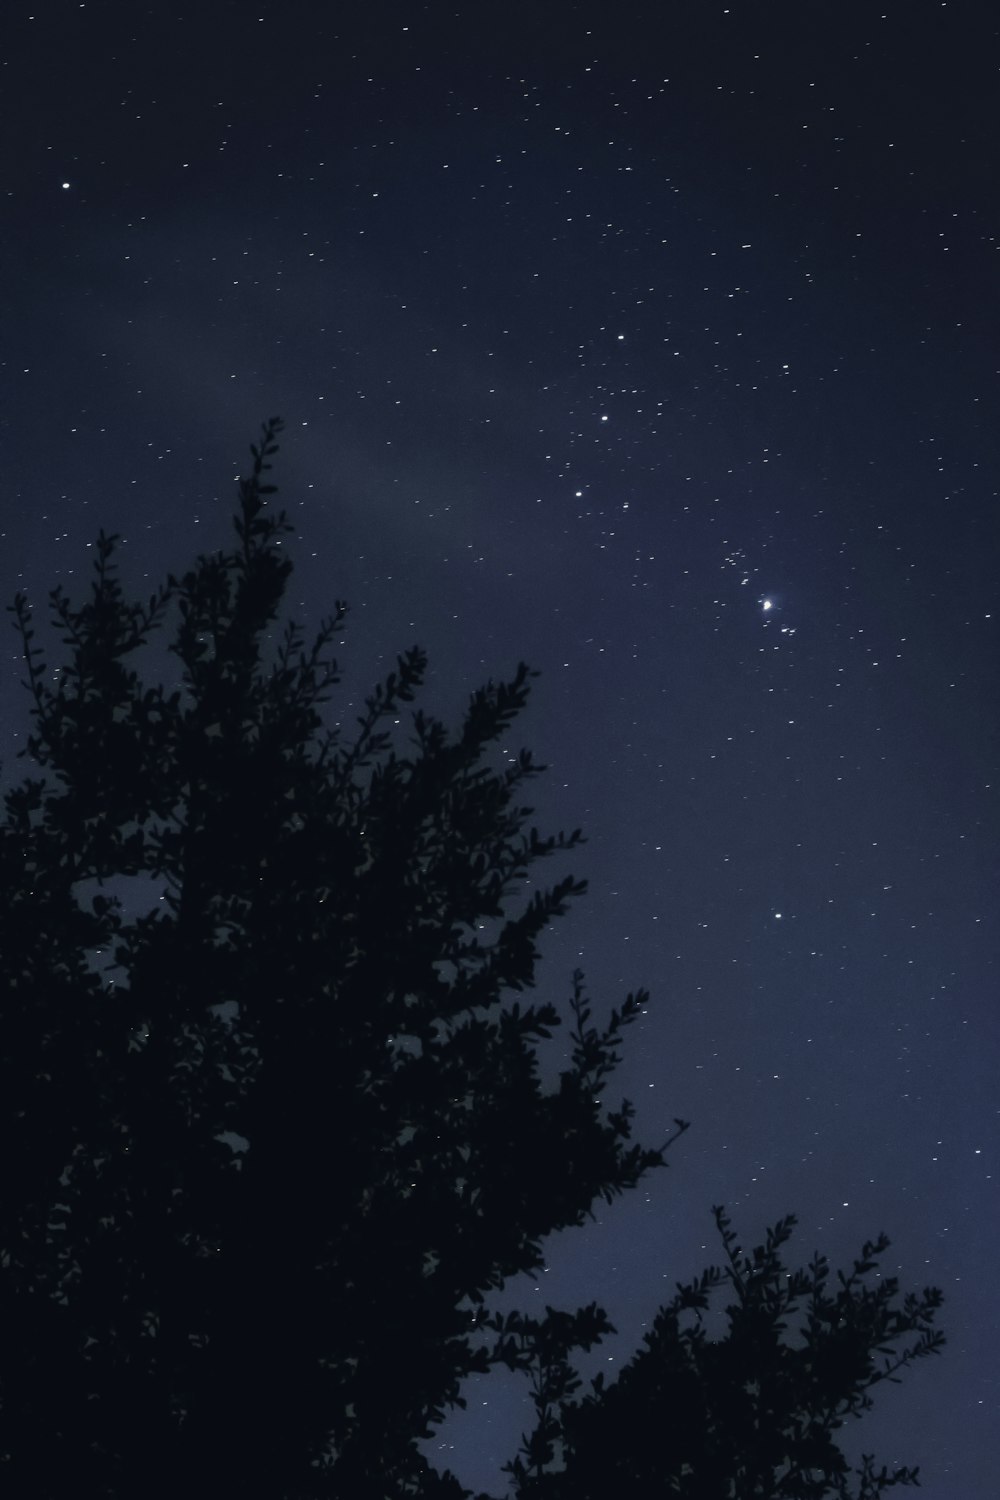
[{"left": 2, "top": 2, "right": 997, "bottom": 1493}]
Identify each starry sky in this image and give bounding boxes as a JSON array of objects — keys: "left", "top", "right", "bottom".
[{"left": 2, "top": 1, "right": 997, "bottom": 1493}]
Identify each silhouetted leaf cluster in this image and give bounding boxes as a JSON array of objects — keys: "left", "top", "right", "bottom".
[{"left": 504, "top": 1207, "right": 943, "bottom": 1500}]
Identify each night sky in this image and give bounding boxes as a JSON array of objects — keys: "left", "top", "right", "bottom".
[{"left": 2, "top": 1, "right": 997, "bottom": 1494}]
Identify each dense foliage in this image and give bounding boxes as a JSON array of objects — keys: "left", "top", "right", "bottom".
[{"left": 0, "top": 420, "right": 942, "bottom": 1497}]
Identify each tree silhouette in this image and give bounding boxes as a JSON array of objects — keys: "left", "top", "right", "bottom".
[
  {"left": 501, "top": 1208, "right": 942, "bottom": 1500},
  {"left": 0, "top": 420, "right": 942, "bottom": 1498}
]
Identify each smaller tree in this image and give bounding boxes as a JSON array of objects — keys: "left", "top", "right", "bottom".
[{"left": 498, "top": 1207, "right": 944, "bottom": 1500}]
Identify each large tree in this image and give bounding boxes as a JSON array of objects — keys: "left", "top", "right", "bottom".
[{"left": 0, "top": 420, "right": 942, "bottom": 1498}]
